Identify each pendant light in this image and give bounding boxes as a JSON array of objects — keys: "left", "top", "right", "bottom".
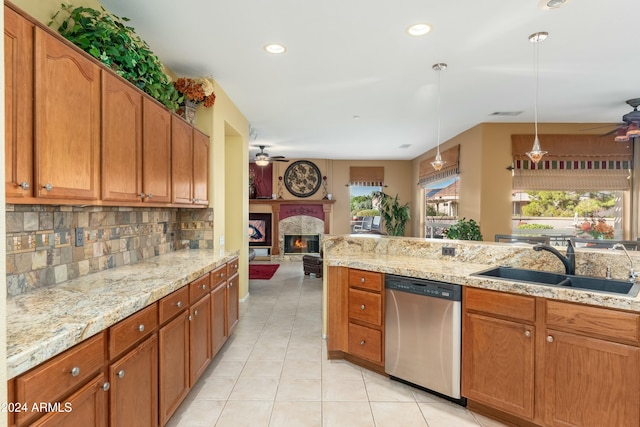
[
  {"left": 526, "top": 31, "right": 548, "bottom": 164},
  {"left": 431, "top": 63, "right": 447, "bottom": 171}
]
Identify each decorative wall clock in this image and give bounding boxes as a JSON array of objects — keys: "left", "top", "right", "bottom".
[{"left": 283, "top": 160, "right": 322, "bottom": 198}]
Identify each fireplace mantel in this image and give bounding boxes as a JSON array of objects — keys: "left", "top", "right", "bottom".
[{"left": 249, "top": 199, "right": 335, "bottom": 255}]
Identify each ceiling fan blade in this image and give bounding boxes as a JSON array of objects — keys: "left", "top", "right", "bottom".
[
  {"left": 600, "top": 127, "right": 625, "bottom": 137},
  {"left": 580, "top": 123, "right": 623, "bottom": 132},
  {"left": 274, "top": 159, "right": 290, "bottom": 162},
  {"left": 270, "top": 156, "right": 286, "bottom": 159}
]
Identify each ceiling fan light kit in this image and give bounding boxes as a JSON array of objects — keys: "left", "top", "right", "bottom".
[
  {"left": 431, "top": 63, "right": 448, "bottom": 172},
  {"left": 253, "top": 145, "right": 290, "bottom": 166},
  {"left": 526, "top": 31, "right": 548, "bottom": 164}
]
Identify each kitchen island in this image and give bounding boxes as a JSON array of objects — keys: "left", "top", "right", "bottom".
[{"left": 323, "top": 234, "right": 640, "bottom": 427}]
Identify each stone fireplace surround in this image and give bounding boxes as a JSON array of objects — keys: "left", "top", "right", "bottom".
[{"left": 248, "top": 199, "right": 334, "bottom": 259}]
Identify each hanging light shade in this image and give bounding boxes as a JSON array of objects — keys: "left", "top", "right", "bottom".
[
  {"left": 526, "top": 31, "right": 548, "bottom": 164},
  {"left": 626, "top": 122, "right": 640, "bottom": 138},
  {"left": 431, "top": 63, "right": 447, "bottom": 171},
  {"left": 615, "top": 128, "right": 631, "bottom": 142}
]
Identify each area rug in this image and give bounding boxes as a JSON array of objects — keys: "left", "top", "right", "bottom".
[{"left": 249, "top": 264, "right": 280, "bottom": 280}]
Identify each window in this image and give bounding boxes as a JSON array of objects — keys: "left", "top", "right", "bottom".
[
  {"left": 423, "top": 176, "right": 459, "bottom": 238},
  {"left": 350, "top": 185, "right": 382, "bottom": 233}
]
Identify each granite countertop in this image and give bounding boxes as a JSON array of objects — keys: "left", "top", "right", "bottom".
[
  {"left": 7, "top": 249, "right": 237, "bottom": 380},
  {"left": 325, "top": 253, "right": 640, "bottom": 313}
]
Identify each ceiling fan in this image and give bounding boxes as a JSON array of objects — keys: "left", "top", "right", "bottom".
[
  {"left": 253, "top": 145, "right": 290, "bottom": 166},
  {"left": 601, "top": 98, "right": 640, "bottom": 141}
]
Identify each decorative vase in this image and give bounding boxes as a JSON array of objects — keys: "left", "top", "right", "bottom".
[{"left": 179, "top": 100, "right": 198, "bottom": 124}]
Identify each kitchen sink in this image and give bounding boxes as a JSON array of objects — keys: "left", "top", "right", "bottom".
[{"left": 472, "top": 266, "right": 640, "bottom": 297}]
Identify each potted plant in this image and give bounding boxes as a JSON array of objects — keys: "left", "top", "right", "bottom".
[
  {"left": 173, "top": 77, "right": 216, "bottom": 124},
  {"left": 371, "top": 191, "right": 411, "bottom": 236},
  {"left": 444, "top": 218, "right": 483, "bottom": 241},
  {"left": 50, "top": 4, "right": 181, "bottom": 110}
]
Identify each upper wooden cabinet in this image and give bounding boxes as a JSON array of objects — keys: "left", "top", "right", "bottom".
[
  {"left": 102, "top": 72, "right": 143, "bottom": 202},
  {"left": 4, "top": 6, "right": 34, "bottom": 199},
  {"left": 172, "top": 118, "right": 210, "bottom": 205},
  {"left": 192, "top": 129, "right": 210, "bottom": 206},
  {"left": 34, "top": 28, "right": 100, "bottom": 200},
  {"left": 143, "top": 98, "right": 172, "bottom": 203}
]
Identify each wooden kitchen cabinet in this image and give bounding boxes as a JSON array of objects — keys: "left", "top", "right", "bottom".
[
  {"left": 172, "top": 117, "right": 210, "bottom": 205},
  {"left": 4, "top": 6, "right": 34, "bottom": 200},
  {"left": 101, "top": 72, "right": 143, "bottom": 203},
  {"left": 109, "top": 335, "right": 158, "bottom": 427},
  {"left": 227, "top": 272, "right": 240, "bottom": 335},
  {"left": 543, "top": 300, "right": 640, "bottom": 427},
  {"left": 30, "top": 374, "right": 107, "bottom": 427},
  {"left": 211, "top": 279, "right": 229, "bottom": 357},
  {"left": 158, "top": 288, "right": 189, "bottom": 427},
  {"left": 34, "top": 28, "right": 100, "bottom": 201},
  {"left": 142, "top": 97, "right": 172, "bottom": 204},
  {"left": 192, "top": 129, "right": 210, "bottom": 206},
  {"left": 189, "top": 294, "right": 212, "bottom": 386}
]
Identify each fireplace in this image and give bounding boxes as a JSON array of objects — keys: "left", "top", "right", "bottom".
[{"left": 284, "top": 234, "right": 320, "bottom": 254}]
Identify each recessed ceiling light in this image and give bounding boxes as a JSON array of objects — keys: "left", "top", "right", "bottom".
[
  {"left": 546, "top": 0, "right": 566, "bottom": 8},
  {"left": 399, "top": 144, "right": 411, "bottom": 149},
  {"left": 406, "top": 23, "right": 431, "bottom": 37},
  {"left": 490, "top": 111, "right": 523, "bottom": 116},
  {"left": 264, "top": 44, "right": 287, "bottom": 54},
  {"left": 353, "top": 115, "right": 360, "bottom": 120}
]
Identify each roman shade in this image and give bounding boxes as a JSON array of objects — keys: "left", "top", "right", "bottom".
[
  {"left": 511, "top": 135, "right": 633, "bottom": 190},
  {"left": 349, "top": 166, "right": 384, "bottom": 186},
  {"left": 418, "top": 145, "right": 460, "bottom": 186}
]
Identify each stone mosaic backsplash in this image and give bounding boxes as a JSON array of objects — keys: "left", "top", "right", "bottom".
[{"left": 6, "top": 205, "right": 214, "bottom": 296}]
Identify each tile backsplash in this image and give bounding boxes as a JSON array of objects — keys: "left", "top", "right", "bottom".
[{"left": 6, "top": 205, "right": 213, "bottom": 296}]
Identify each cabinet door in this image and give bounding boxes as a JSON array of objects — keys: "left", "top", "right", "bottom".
[
  {"left": 101, "top": 72, "right": 143, "bottom": 202},
  {"left": 544, "top": 329, "right": 640, "bottom": 427},
  {"left": 227, "top": 274, "right": 239, "bottom": 335},
  {"left": 30, "top": 374, "right": 107, "bottom": 427},
  {"left": 211, "top": 281, "right": 228, "bottom": 357},
  {"left": 34, "top": 28, "right": 100, "bottom": 200},
  {"left": 5, "top": 6, "right": 33, "bottom": 199},
  {"left": 192, "top": 130, "right": 209, "bottom": 205},
  {"left": 158, "top": 312, "right": 189, "bottom": 426},
  {"left": 190, "top": 294, "right": 212, "bottom": 386},
  {"left": 142, "top": 98, "right": 171, "bottom": 203},
  {"left": 110, "top": 335, "right": 158, "bottom": 427},
  {"left": 462, "top": 313, "right": 535, "bottom": 420},
  {"left": 171, "top": 117, "right": 194, "bottom": 204}
]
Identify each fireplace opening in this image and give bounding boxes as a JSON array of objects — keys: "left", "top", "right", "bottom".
[{"left": 284, "top": 234, "right": 320, "bottom": 254}]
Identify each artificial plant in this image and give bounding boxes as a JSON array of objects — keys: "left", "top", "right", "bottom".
[
  {"left": 50, "top": 4, "right": 182, "bottom": 111},
  {"left": 371, "top": 191, "right": 411, "bottom": 236},
  {"left": 443, "top": 217, "right": 483, "bottom": 241}
]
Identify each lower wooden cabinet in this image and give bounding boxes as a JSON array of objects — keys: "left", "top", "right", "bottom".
[
  {"left": 109, "top": 335, "right": 158, "bottom": 427},
  {"left": 158, "top": 311, "right": 189, "bottom": 426},
  {"left": 211, "top": 279, "right": 229, "bottom": 356},
  {"left": 227, "top": 273, "right": 239, "bottom": 335},
  {"left": 189, "top": 294, "right": 212, "bottom": 386},
  {"left": 30, "top": 375, "right": 107, "bottom": 427}
]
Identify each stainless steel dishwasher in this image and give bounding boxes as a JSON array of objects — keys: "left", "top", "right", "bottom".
[{"left": 385, "top": 274, "right": 464, "bottom": 403}]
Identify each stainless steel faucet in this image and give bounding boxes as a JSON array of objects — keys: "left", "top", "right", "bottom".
[
  {"left": 533, "top": 240, "right": 575, "bottom": 275},
  {"left": 610, "top": 243, "right": 637, "bottom": 282}
]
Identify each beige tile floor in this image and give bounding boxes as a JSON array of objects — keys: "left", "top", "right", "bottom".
[{"left": 166, "top": 261, "right": 509, "bottom": 427}]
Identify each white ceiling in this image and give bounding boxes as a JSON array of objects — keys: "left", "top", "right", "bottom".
[{"left": 100, "top": 0, "right": 640, "bottom": 161}]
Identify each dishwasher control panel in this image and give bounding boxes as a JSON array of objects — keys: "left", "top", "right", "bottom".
[{"left": 385, "top": 275, "right": 462, "bottom": 301}]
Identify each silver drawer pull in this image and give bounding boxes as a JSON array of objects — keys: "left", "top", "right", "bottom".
[
  {"left": 147, "top": 193, "right": 153, "bottom": 199},
  {"left": 117, "top": 370, "right": 125, "bottom": 379},
  {"left": 177, "top": 301, "right": 183, "bottom": 308},
  {"left": 546, "top": 335, "right": 554, "bottom": 343},
  {"left": 138, "top": 192, "right": 146, "bottom": 198},
  {"left": 194, "top": 310, "right": 199, "bottom": 316},
  {"left": 202, "top": 284, "right": 206, "bottom": 290},
  {"left": 70, "top": 366, "right": 80, "bottom": 377},
  {"left": 360, "top": 277, "right": 365, "bottom": 283},
  {"left": 524, "top": 331, "right": 531, "bottom": 338},
  {"left": 138, "top": 324, "right": 145, "bottom": 332},
  {"left": 360, "top": 304, "right": 365, "bottom": 310},
  {"left": 19, "top": 181, "right": 30, "bottom": 190},
  {"left": 220, "top": 273, "right": 225, "bottom": 278},
  {"left": 360, "top": 340, "right": 365, "bottom": 346},
  {"left": 102, "top": 382, "right": 110, "bottom": 391},
  {"left": 43, "top": 183, "right": 53, "bottom": 192},
  {"left": 188, "top": 315, "right": 193, "bottom": 321}
]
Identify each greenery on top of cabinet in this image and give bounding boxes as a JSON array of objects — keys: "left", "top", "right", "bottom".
[{"left": 50, "top": 4, "right": 182, "bottom": 111}]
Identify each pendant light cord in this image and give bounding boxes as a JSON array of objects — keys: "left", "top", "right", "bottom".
[
  {"left": 436, "top": 66, "right": 442, "bottom": 156},
  {"left": 534, "top": 38, "right": 540, "bottom": 140}
]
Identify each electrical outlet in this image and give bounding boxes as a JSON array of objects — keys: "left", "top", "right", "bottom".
[
  {"left": 442, "top": 247, "right": 455, "bottom": 256},
  {"left": 219, "top": 236, "right": 225, "bottom": 246},
  {"left": 75, "top": 227, "right": 85, "bottom": 247},
  {"left": 162, "top": 222, "right": 168, "bottom": 234}
]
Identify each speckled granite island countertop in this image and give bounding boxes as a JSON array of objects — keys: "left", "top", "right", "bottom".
[
  {"left": 323, "top": 235, "right": 640, "bottom": 313},
  {"left": 7, "top": 249, "right": 237, "bottom": 379}
]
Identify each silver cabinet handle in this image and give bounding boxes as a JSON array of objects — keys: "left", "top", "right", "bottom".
[
  {"left": 188, "top": 315, "right": 193, "bottom": 321},
  {"left": 546, "top": 335, "right": 554, "bottom": 343},
  {"left": 229, "top": 282, "right": 233, "bottom": 287},
  {"left": 70, "top": 366, "right": 80, "bottom": 377},
  {"left": 138, "top": 192, "right": 146, "bottom": 198},
  {"left": 361, "top": 277, "right": 365, "bottom": 283},
  {"left": 138, "top": 324, "right": 145, "bottom": 332},
  {"left": 176, "top": 301, "right": 183, "bottom": 308},
  {"left": 117, "top": 370, "right": 125, "bottom": 379},
  {"left": 43, "top": 183, "right": 53, "bottom": 192},
  {"left": 525, "top": 331, "right": 531, "bottom": 338},
  {"left": 201, "top": 284, "right": 206, "bottom": 290},
  {"left": 234, "top": 264, "right": 238, "bottom": 269},
  {"left": 360, "top": 340, "right": 365, "bottom": 346},
  {"left": 360, "top": 304, "right": 365, "bottom": 310},
  {"left": 220, "top": 272, "right": 225, "bottom": 278},
  {"left": 194, "top": 310, "right": 199, "bottom": 316},
  {"left": 147, "top": 193, "right": 153, "bottom": 199},
  {"left": 18, "top": 181, "right": 30, "bottom": 190},
  {"left": 102, "top": 382, "right": 110, "bottom": 392}
]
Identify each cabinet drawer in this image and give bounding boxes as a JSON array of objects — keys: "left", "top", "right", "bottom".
[
  {"left": 189, "top": 274, "right": 210, "bottom": 304},
  {"left": 227, "top": 257, "right": 239, "bottom": 278},
  {"left": 348, "top": 288, "right": 382, "bottom": 326},
  {"left": 210, "top": 265, "right": 227, "bottom": 288},
  {"left": 546, "top": 300, "right": 640, "bottom": 345},
  {"left": 465, "top": 287, "right": 535, "bottom": 323},
  {"left": 348, "top": 269, "right": 382, "bottom": 292},
  {"left": 109, "top": 303, "right": 157, "bottom": 359},
  {"left": 348, "top": 323, "right": 382, "bottom": 364},
  {"left": 159, "top": 286, "right": 189, "bottom": 324},
  {"left": 15, "top": 332, "right": 105, "bottom": 426}
]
